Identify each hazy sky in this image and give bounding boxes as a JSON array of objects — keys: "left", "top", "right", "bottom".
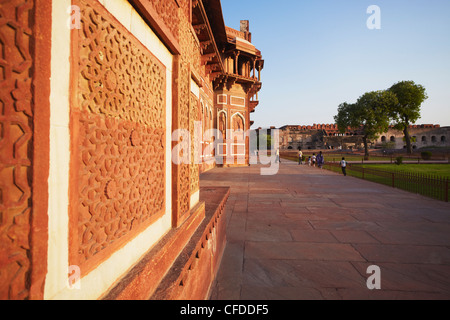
[{"left": 221, "top": 0, "right": 450, "bottom": 128}]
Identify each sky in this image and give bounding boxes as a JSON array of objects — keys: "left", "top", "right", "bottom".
[{"left": 220, "top": 0, "right": 450, "bottom": 128}]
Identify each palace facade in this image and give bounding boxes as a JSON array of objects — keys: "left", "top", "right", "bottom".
[
  {"left": 375, "top": 125, "right": 450, "bottom": 150},
  {"left": 279, "top": 124, "right": 450, "bottom": 150},
  {"left": 0, "top": 0, "right": 263, "bottom": 300}
]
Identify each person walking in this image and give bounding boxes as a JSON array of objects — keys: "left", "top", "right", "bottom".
[
  {"left": 298, "top": 149, "right": 303, "bottom": 165},
  {"left": 312, "top": 153, "right": 316, "bottom": 168},
  {"left": 317, "top": 151, "right": 324, "bottom": 169},
  {"left": 340, "top": 157, "right": 347, "bottom": 176},
  {"left": 307, "top": 156, "right": 311, "bottom": 166}
]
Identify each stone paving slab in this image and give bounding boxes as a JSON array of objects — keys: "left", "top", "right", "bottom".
[
  {"left": 245, "top": 241, "right": 366, "bottom": 261},
  {"left": 201, "top": 160, "right": 450, "bottom": 300}
]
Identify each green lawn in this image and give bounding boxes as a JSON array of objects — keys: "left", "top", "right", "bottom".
[
  {"left": 357, "top": 164, "right": 450, "bottom": 179},
  {"left": 321, "top": 154, "right": 390, "bottom": 162},
  {"left": 281, "top": 153, "right": 393, "bottom": 163},
  {"left": 282, "top": 153, "right": 450, "bottom": 201},
  {"left": 323, "top": 163, "right": 450, "bottom": 202}
]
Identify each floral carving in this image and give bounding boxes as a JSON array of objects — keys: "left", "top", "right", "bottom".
[
  {"left": 76, "top": 112, "right": 165, "bottom": 265},
  {"left": 0, "top": 0, "right": 34, "bottom": 300},
  {"left": 71, "top": 0, "right": 167, "bottom": 271},
  {"left": 77, "top": 0, "right": 165, "bottom": 128},
  {"left": 190, "top": 93, "right": 200, "bottom": 193},
  {"left": 148, "top": 0, "right": 179, "bottom": 42}
]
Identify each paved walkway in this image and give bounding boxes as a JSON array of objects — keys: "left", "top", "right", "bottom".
[{"left": 200, "top": 160, "right": 450, "bottom": 300}]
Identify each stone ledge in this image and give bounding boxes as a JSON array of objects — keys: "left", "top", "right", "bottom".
[
  {"left": 150, "top": 186, "right": 230, "bottom": 300},
  {"left": 102, "top": 202, "right": 206, "bottom": 300},
  {"left": 101, "top": 186, "right": 230, "bottom": 300}
]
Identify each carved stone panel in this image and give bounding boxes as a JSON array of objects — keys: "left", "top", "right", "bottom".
[
  {"left": 147, "top": 0, "right": 180, "bottom": 42},
  {"left": 75, "top": 112, "right": 165, "bottom": 266},
  {"left": 0, "top": 0, "right": 35, "bottom": 300},
  {"left": 71, "top": 0, "right": 167, "bottom": 274},
  {"left": 232, "top": 113, "right": 245, "bottom": 132},
  {"left": 190, "top": 93, "right": 199, "bottom": 193},
  {"left": 76, "top": 0, "right": 165, "bottom": 127},
  {"left": 173, "top": 16, "right": 192, "bottom": 225}
]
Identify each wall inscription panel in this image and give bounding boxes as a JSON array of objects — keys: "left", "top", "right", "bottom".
[{"left": 71, "top": 0, "right": 166, "bottom": 273}]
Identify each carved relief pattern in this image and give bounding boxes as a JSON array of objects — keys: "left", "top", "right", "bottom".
[
  {"left": 77, "top": 112, "right": 165, "bottom": 264},
  {"left": 178, "top": 0, "right": 191, "bottom": 23},
  {"left": 0, "top": 0, "right": 34, "bottom": 300},
  {"left": 232, "top": 113, "right": 245, "bottom": 141},
  {"left": 189, "top": 27, "right": 201, "bottom": 78},
  {"left": 190, "top": 93, "right": 199, "bottom": 193},
  {"left": 77, "top": 0, "right": 165, "bottom": 128},
  {"left": 232, "top": 114, "right": 245, "bottom": 132},
  {"left": 73, "top": 0, "right": 166, "bottom": 267},
  {"left": 176, "top": 15, "right": 193, "bottom": 216},
  {"left": 219, "top": 112, "right": 227, "bottom": 138},
  {"left": 148, "top": 0, "right": 179, "bottom": 42}
]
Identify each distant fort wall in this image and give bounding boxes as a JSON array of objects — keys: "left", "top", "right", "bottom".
[{"left": 277, "top": 124, "right": 450, "bottom": 150}]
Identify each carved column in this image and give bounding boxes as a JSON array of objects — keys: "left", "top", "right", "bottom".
[
  {"left": 252, "top": 58, "right": 256, "bottom": 79},
  {"left": 172, "top": 14, "right": 193, "bottom": 227},
  {"left": 234, "top": 51, "right": 240, "bottom": 75}
]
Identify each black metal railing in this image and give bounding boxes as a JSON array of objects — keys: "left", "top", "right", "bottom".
[{"left": 324, "top": 163, "right": 449, "bottom": 202}]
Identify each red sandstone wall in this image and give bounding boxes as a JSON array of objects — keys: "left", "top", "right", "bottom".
[
  {"left": 150, "top": 187, "right": 229, "bottom": 300},
  {"left": 68, "top": 0, "right": 169, "bottom": 276},
  {"left": 0, "top": 0, "right": 51, "bottom": 300},
  {"left": 0, "top": 0, "right": 236, "bottom": 300}
]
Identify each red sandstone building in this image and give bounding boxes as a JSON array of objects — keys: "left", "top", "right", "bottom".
[
  {"left": 279, "top": 124, "right": 449, "bottom": 150},
  {"left": 0, "top": 0, "right": 263, "bottom": 300}
]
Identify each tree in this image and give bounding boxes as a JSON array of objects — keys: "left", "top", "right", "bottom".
[
  {"left": 257, "top": 132, "right": 272, "bottom": 150},
  {"left": 388, "top": 81, "right": 428, "bottom": 154},
  {"left": 334, "top": 90, "right": 398, "bottom": 158}
]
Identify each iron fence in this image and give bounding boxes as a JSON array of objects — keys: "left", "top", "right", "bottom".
[
  {"left": 280, "top": 150, "right": 450, "bottom": 163},
  {"left": 324, "top": 163, "right": 449, "bottom": 202}
]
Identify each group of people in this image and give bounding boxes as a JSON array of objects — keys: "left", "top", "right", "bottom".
[
  {"left": 297, "top": 149, "right": 348, "bottom": 176},
  {"left": 297, "top": 150, "right": 325, "bottom": 169}
]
